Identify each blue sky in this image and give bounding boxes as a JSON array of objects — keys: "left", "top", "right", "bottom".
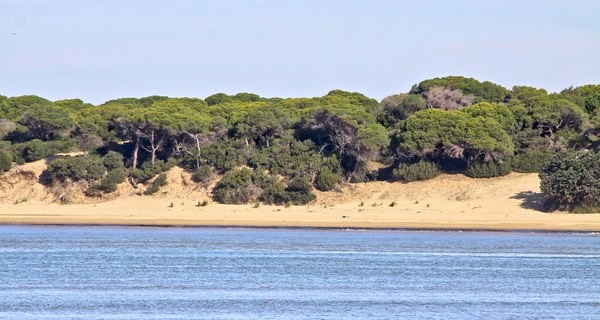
[{"left": 1, "top": 0, "right": 599, "bottom": 104}]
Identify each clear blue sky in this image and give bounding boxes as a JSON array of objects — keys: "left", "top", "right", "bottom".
[{"left": 1, "top": 0, "right": 599, "bottom": 104}]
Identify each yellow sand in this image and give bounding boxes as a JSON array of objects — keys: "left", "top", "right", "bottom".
[{"left": 1, "top": 159, "right": 600, "bottom": 231}]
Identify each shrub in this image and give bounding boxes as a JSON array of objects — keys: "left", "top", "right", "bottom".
[
  {"left": 315, "top": 167, "right": 339, "bottom": 191},
  {"left": 84, "top": 184, "right": 103, "bottom": 197},
  {"left": 203, "top": 142, "right": 245, "bottom": 173},
  {"left": 0, "top": 150, "right": 12, "bottom": 172},
  {"left": 212, "top": 168, "right": 315, "bottom": 205},
  {"left": 540, "top": 150, "right": 600, "bottom": 211},
  {"left": 99, "top": 168, "right": 127, "bottom": 193},
  {"left": 80, "top": 154, "right": 127, "bottom": 196},
  {"left": 392, "top": 161, "right": 440, "bottom": 182},
  {"left": 46, "top": 155, "right": 105, "bottom": 184},
  {"left": 465, "top": 161, "right": 511, "bottom": 178},
  {"left": 144, "top": 173, "right": 168, "bottom": 195},
  {"left": 212, "top": 168, "right": 255, "bottom": 204},
  {"left": 102, "top": 151, "right": 125, "bottom": 171},
  {"left": 191, "top": 164, "right": 213, "bottom": 183},
  {"left": 257, "top": 174, "right": 287, "bottom": 205},
  {"left": 511, "top": 148, "right": 556, "bottom": 173},
  {"left": 11, "top": 139, "right": 73, "bottom": 163},
  {"left": 130, "top": 159, "right": 174, "bottom": 183},
  {"left": 196, "top": 200, "right": 208, "bottom": 207},
  {"left": 285, "top": 177, "right": 316, "bottom": 205}
]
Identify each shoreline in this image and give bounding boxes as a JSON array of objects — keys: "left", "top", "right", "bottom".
[
  {"left": 3, "top": 167, "right": 600, "bottom": 233},
  {"left": 2, "top": 222, "right": 600, "bottom": 234}
]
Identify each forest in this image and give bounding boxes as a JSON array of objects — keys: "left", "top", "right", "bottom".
[{"left": 1, "top": 76, "right": 600, "bottom": 211}]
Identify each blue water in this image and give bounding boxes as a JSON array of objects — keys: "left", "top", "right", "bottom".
[{"left": 0, "top": 226, "right": 599, "bottom": 319}]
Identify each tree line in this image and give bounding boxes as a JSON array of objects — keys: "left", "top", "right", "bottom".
[{"left": 1, "top": 76, "right": 599, "bottom": 210}]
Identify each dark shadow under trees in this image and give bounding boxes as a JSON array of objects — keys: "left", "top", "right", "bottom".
[{"left": 510, "top": 191, "right": 553, "bottom": 212}]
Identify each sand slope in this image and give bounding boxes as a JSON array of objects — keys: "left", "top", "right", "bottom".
[{"left": 1, "top": 160, "right": 600, "bottom": 231}]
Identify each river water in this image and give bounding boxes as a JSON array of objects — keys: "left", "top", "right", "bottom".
[{"left": 0, "top": 226, "right": 599, "bottom": 319}]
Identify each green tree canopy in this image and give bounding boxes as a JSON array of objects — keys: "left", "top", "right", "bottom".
[
  {"left": 411, "top": 76, "right": 508, "bottom": 103},
  {"left": 395, "top": 108, "right": 513, "bottom": 163},
  {"left": 540, "top": 150, "right": 600, "bottom": 211}
]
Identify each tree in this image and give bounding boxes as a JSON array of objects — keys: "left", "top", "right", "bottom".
[
  {"left": 306, "top": 109, "right": 388, "bottom": 181},
  {"left": 205, "top": 93, "right": 233, "bottom": 106},
  {"left": 0, "top": 119, "right": 17, "bottom": 140},
  {"left": 322, "top": 90, "right": 380, "bottom": 114},
  {"left": 424, "top": 86, "right": 474, "bottom": 110},
  {"left": 560, "top": 85, "right": 600, "bottom": 114},
  {"left": 379, "top": 93, "right": 427, "bottom": 126},
  {"left": 212, "top": 168, "right": 257, "bottom": 204},
  {"left": 510, "top": 86, "right": 547, "bottom": 104},
  {"left": 232, "top": 107, "right": 291, "bottom": 148},
  {"left": 0, "top": 150, "right": 12, "bottom": 172},
  {"left": 18, "top": 104, "right": 74, "bottom": 141},
  {"left": 110, "top": 98, "right": 203, "bottom": 167},
  {"left": 540, "top": 150, "right": 600, "bottom": 211},
  {"left": 527, "top": 97, "right": 586, "bottom": 140},
  {"left": 394, "top": 108, "right": 513, "bottom": 164},
  {"left": 54, "top": 99, "right": 93, "bottom": 110},
  {"left": 0, "top": 95, "right": 53, "bottom": 121},
  {"left": 461, "top": 102, "right": 515, "bottom": 133},
  {"left": 411, "top": 76, "right": 508, "bottom": 103}
]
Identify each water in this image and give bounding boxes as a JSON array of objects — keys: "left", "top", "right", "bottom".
[{"left": 1, "top": 226, "right": 599, "bottom": 319}]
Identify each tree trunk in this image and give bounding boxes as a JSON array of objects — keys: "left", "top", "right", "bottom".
[
  {"left": 150, "top": 131, "right": 156, "bottom": 165},
  {"left": 347, "top": 155, "right": 361, "bottom": 183},
  {"left": 132, "top": 136, "right": 140, "bottom": 168}
]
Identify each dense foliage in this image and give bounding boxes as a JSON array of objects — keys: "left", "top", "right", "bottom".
[
  {"left": 540, "top": 150, "right": 600, "bottom": 212},
  {"left": 1, "top": 76, "right": 599, "bottom": 209},
  {"left": 392, "top": 161, "right": 440, "bottom": 182}
]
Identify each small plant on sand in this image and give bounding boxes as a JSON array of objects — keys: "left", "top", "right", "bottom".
[
  {"left": 144, "top": 173, "right": 168, "bottom": 195},
  {"left": 284, "top": 201, "right": 291, "bottom": 208},
  {"left": 168, "top": 202, "right": 174, "bottom": 208},
  {"left": 359, "top": 201, "right": 364, "bottom": 207},
  {"left": 389, "top": 201, "right": 397, "bottom": 207},
  {"left": 196, "top": 200, "right": 208, "bottom": 207},
  {"left": 253, "top": 202, "right": 260, "bottom": 208}
]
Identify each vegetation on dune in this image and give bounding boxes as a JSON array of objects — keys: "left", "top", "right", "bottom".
[
  {"left": 540, "top": 150, "right": 600, "bottom": 212},
  {"left": 1, "top": 76, "right": 600, "bottom": 210}
]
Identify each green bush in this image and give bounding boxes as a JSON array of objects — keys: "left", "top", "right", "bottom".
[
  {"left": 0, "top": 150, "right": 12, "bottom": 172},
  {"left": 392, "top": 161, "right": 440, "bottom": 182},
  {"left": 203, "top": 142, "right": 245, "bottom": 173},
  {"left": 212, "top": 168, "right": 255, "bottom": 204},
  {"left": 285, "top": 177, "right": 316, "bottom": 205},
  {"left": 191, "top": 164, "right": 213, "bottom": 183},
  {"left": 465, "top": 160, "right": 512, "bottom": 178},
  {"left": 11, "top": 139, "right": 73, "bottom": 163},
  {"left": 46, "top": 155, "right": 105, "bottom": 184},
  {"left": 130, "top": 159, "right": 174, "bottom": 183},
  {"left": 102, "top": 151, "right": 125, "bottom": 171},
  {"left": 255, "top": 172, "right": 287, "bottom": 205},
  {"left": 99, "top": 168, "right": 127, "bottom": 192},
  {"left": 511, "top": 149, "right": 556, "bottom": 173},
  {"left": 540, "top": 150, "right": 600, "bottom": 211},
  {"left": 144, "top": 173, "right": 168, "bottom": 195},
  {"left": 315, "top": 167, "right": 339, "bottom": 191},
  {"left": 75, "top": 153, "right": 127, "bottom": 196},
  {"left": 212, "top": 168, "right": 311, "bottom": 205}
]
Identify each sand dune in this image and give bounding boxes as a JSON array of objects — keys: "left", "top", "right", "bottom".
[{"left": 1, "top": 160, "right": 600, "bottom": 231}]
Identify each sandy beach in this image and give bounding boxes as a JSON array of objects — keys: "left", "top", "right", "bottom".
[{"left": 1, "top": 159, "right": 600, "bottom": 231}]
